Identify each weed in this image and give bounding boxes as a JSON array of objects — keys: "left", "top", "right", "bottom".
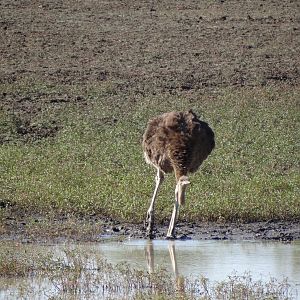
[{"left": 0, "top": 242, "right": 297, "bottom": 299}]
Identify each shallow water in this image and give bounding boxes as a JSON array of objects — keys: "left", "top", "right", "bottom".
[
  {"left": 98, "top": 239, "right": 300, "bottom": 284},
  {"left": 1, "top": 239, "right": 299, "bottom": 299}
]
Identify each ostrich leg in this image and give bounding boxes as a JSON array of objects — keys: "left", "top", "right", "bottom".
[
  {"left": 146, "top": 168, "right": 163, "bottom": 238},
  {"left": 166, "top": 185, "right": 180, "bottom": 239}
]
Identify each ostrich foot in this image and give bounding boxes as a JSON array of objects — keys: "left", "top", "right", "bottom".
[
  {"left": 165, "top": 234, "right": 176, "bottom": 240},
  {"left": 145, "top": 212, "right": 155, "bottom": 239}
]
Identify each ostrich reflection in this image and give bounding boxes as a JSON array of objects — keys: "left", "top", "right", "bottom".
[{"left": 144, "top": 241, "right": 185, "bottom": 293}]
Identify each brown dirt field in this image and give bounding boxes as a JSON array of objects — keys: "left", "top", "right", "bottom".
[
  {"left": 1, "top": 0, "right": 299, "bottom": 141},
  {"left": 1, "top": 0, "right": 299, "bottom": 90}
]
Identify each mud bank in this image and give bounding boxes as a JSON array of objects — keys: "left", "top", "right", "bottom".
[{"left": 1, "top": 215, "right": 299, "bottom": 243}]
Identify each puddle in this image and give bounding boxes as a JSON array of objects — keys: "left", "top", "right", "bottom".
[
  {"left": 98, "top": 239, "right": 300, "bottom": 284},
  {"left": 0, "top": 240, "right": 299, "bottom": 299}
]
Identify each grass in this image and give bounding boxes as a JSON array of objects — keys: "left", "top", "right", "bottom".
[
  {"left": 0, "top": 81, "right": 299, "bottom": 223},
  {"left": 0, "top": 241, "right": 296, "bottom": 299}
]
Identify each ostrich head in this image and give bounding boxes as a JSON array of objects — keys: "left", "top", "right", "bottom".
[{"left": 176, "top": 175, "right": 190, "bottom": 205}]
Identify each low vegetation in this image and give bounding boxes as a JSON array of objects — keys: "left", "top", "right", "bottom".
[{"left": 0, "top": 82, "right": 299, "bottom": 224}]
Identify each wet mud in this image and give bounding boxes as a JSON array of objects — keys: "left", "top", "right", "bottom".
[
  {"left": 104, "top": 219, "right": 300, "bottom": 242},
  {"left": 1, "top": 215, "right": 299, "bottom": 243}
]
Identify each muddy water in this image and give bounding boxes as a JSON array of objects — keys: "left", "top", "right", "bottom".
[{"left": 99, "top": 239, "right": 300, "bottom": 284}]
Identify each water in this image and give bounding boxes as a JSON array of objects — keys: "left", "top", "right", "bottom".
[
  {"left": 98, "top": 239, "right": 300, "bottom": 284},
  {"left": 1, "top": 239, "right": 299, "bottom": 299}
]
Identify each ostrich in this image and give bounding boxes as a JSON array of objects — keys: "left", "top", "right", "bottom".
[{"left": 142, "top": 110, "right": 215, "bottom": 239}]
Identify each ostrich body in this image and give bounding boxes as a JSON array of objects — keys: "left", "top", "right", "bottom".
[{"left": 142, "top": 110, "right": 215, "bottom": 239}]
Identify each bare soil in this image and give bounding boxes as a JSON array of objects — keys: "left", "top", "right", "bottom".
[
  {"left": 1, "top": 0, "right": 299, "bottom": 87},
  {"left": 1, "top": 0, "right": 299, "bottom": 137}
]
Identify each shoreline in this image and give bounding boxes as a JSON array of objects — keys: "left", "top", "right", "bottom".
[{"left": 1, "top": 216, "right": 299, "bottom": 243}]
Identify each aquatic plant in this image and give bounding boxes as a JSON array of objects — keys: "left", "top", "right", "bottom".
[{"left": 0, "top": 243, "right": 297, "bottom": 299}]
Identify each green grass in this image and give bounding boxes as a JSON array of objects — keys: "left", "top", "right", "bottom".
[{"left": 0, "top": 82, "right": 299, "bottom": 223}]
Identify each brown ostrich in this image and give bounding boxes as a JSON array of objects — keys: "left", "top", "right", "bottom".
[{"left": 142, "top": 110, "right": 215, "bottom": 239}]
